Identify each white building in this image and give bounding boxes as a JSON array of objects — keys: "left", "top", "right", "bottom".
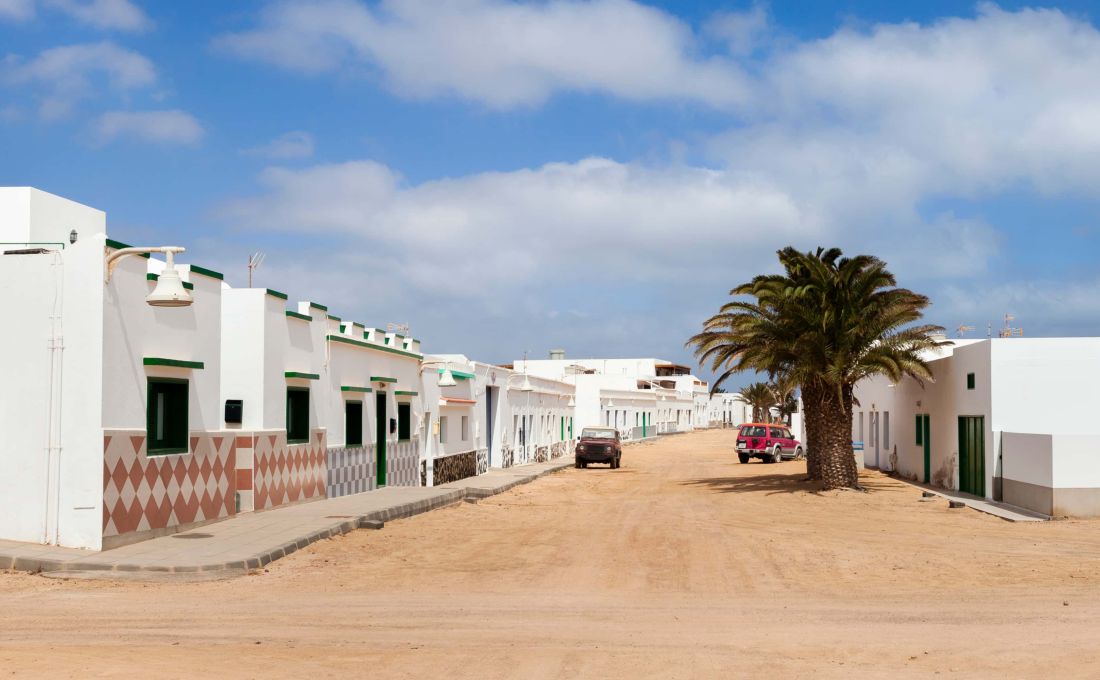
[
  {"left": 852, "top": 337, "right": 1100, "bottom": 516},
  {"left": 514, "top": 353, "right": 708, "bottom": 439},
  {"left": 1, "top": 188, "right": 233, "bottom": 549}
]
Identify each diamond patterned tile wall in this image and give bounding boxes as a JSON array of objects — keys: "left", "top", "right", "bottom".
[
  {"left": 253, "top": 429, "right": 327, "bottom": 511},
  {"left": 102, "top": 430, "right": 236, "bottom": 542},
  {"left": 476, "top": 447, "right": 489, "bottom": 475}
]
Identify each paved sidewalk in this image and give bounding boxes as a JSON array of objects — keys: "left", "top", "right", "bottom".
[
  {"left": 0, "top": 457, "right": 574, "bottom": 577},
  {"left": 897, "top": 477, "right": 1049, "bottom": 522}
]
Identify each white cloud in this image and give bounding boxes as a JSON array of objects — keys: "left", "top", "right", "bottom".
[
  {"left": 3, "top": 41, "right": 156, "bottom": 119},
  {"left": 0, "top": 0, "right": 34, "bottom": 21},
  {"left": 42, "top": 0, "right": 151, "bottom": 31},
  {"left": 243, "top": 130, "right": 315, "bottom": 159},
  {"left": 215, "top": 0, "right": 750, "bottom": 109},
  {"left": 219, "top": 157, "right": 814, "bottom": 294},
  {"left": 91, "top": 109, "right": 204, "bottom": 145}
]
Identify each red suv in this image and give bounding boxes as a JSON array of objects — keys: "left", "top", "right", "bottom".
[{"left": 736, "top": 423, "right": 803, "bottom": 464}]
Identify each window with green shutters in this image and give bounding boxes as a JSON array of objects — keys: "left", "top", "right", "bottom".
[
  {"left": 147, "top": 378, "right": 188, "bottom": 455},
  {"left": 398, "top": 403, "right": 411, "bottom": 441},
  {"left": 915, "top": 414, "right": 923, "bottom": 445},
  {"left": 287, "top": 387, "right": 310, "bottom": 443},
  {"left": 345, "top": 400, "right": 363, "bottom": 447},
  {"left": 967, "top": 372, "right": 975, "bottom": 390}
]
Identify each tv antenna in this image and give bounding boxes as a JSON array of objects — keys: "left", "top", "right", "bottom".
[
  {"left": 997, "top": 313, "right": 1023, "bottom": 338},
  {"left": 247, "top": 252, "right": 265, "bottom": 288},
  {"left": 956, "top": 324, "right": 975, "bottom": 337}
]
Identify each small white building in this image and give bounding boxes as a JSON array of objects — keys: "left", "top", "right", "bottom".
[{"left": 852, "top": 337, "right": 1100, "bottom": 516}]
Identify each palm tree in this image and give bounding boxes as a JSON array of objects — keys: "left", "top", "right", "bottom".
[
  {"left": 689, "top": 247, "right": 945, "bottom": 490},
  {"left": 768, "top": 373, "right": 799, "bottom": 425},
  {"left": 739, "top": 382, "right": 774, "bottom": 422}
]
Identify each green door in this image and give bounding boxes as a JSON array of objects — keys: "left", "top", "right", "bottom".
[
  {"left": 958, "top": 416, "right": 985, "bottom": 497},
  {"left": 375, "top": 392, "right": 387, "bottom": 487},
  {"left": 922, "top": 414, "right": 931, "bottom": 484}
]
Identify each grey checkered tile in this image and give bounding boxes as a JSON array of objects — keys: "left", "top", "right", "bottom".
[
  {"left": 326, "top": 445, "right": 377, "bottom": 499},
  {"left": 387, "top": 438, "right": 421, "bottom": 487}
]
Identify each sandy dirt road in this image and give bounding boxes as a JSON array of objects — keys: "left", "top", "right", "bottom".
[{"left": 4, "top": 428, "right": 1100, "bottom": 678}]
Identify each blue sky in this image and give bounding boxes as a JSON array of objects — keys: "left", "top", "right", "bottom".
[{"left": 4, "top": 1, "right": 1100, "bottom": 388}]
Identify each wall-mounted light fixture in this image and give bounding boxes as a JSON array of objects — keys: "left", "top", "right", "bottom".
[
  {"left": 105, "top": 245, "right": 192, "bottom": 307},
  {"left": 69, "top": 229, "right": 78, "bottom": 245}
]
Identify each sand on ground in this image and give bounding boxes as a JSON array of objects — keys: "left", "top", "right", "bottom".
[{"left": 3, "top": 428, "right": 1100, "bottom": 678}]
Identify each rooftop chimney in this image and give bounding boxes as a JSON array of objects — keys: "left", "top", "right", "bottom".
[{"left": 549, "top": 349, "right": 565, "bottom": 361}]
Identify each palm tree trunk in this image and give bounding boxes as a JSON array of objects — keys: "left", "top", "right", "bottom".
[
  {"left": 819, "top": 385, "right": 860, "bottom": 490},
  {"left": 801, "top": 381, "right": 823, "bottom": 481}
]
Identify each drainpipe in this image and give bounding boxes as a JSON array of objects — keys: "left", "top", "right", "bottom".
[{"left": 43, "top": 250, "right": 65, "bottom": 545}]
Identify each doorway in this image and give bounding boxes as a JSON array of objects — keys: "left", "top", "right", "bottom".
[
  {"left": 958, "top": 416, "right": 985, "bottom": 497},
  {"left": 485, "top": 386, "right": 495, "bottom": 458},
  {"left": 375, "top": 392, "right": 387, "bottom": 487},
  {"left": 921, "top": 414, "right": 931, "bottom": 483}
]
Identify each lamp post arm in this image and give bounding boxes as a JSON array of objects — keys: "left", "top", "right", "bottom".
[{"left": 105, "top": 246, "right": 185, "bottom": 283}]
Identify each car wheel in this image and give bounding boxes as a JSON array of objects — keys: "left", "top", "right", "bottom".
[
  {"left": 771, "top": 446, "right": 783, "bottom": 464},
  {"left": 794, "top": 446, "right": 804, "bottom": 460},
  {"left": 738, "top": 453, "right": 750, "bottom": 464},
  {"left": 575, "top": 459, "right": 583, "bottom": 469}
]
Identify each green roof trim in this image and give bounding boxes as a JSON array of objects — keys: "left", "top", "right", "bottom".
[
  {"left": 309, "top": 302, "right": 328, "bottom": 312},
  {"left": 326, "top": 334, "right": 423, "bottom": 360},
  {"left": 105, "top": 238, "right": 150, "bottom": 258},
  {"left": 146, "top": 273, "right": 194, "bottom": 290},
  {"left": 341, "top": 385, "right": 373, "bottom": 393},
  {"left": 144, "top": 357, "right": 204, "bottom": 370},
  {"left": 189, "top": 264, "right": 224, "bottom": 281},
  {"left": 265, "top": 288, "right": 288, "bottom": 300},
  {"left": 439, "top": 368, "right": 475, "bottom": 380},
  {"left": 285, "top": 371, "right": 320, "bottom": 380},
  {"left": 371, "top": 376, "right": 398, "bottom": 383},
  {"left": 328, "top": 314, "right": 342, "bottom": 321},
  {"left": 394, "top": 390, "right": 418, "bottom": 396},
  {"left": 285, "top": 310, "right": 312, "bottom": 322}
]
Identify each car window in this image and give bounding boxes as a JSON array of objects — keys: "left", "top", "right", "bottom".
[
  {"left": 581, "top": 428, "right": 617, "bottom": 439},
  {"left": 740, "top": 426, "right": 767, "bottom": 437},
  {"left": 774, "top": 428, "right": 791, "bottom": 439}
]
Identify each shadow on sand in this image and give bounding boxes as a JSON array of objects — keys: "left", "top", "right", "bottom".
[{"left": 682, "top": 467, "right": 895, "bottom": 496}]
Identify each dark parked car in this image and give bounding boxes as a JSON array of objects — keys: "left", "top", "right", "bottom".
[
  {"left": 575, "top": 427, "right": 622, "bottom": 469},
  {"left": 736, "top": 423, "right": 803, "bottom": 464}
]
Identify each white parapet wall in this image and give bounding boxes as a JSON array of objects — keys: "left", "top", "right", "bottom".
[{"left": 1002, "top": 432, "right": 1100, "bottom": 517}]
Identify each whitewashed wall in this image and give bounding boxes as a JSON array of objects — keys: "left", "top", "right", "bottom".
[{"left": 0, "top": 189, "right": 107, "bottom": 549}]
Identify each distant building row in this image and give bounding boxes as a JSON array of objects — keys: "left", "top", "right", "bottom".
[{"left": 0, "top": 188, "right": 723, "bottom": 550}]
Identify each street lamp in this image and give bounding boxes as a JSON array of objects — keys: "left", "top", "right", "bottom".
[{"left": 105, "top": 245, "right": 192, "bottom": 307}]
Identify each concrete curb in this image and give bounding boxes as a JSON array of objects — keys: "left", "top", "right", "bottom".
[{"left": 3, "top": 457, "right": 575, "bottom": 578}]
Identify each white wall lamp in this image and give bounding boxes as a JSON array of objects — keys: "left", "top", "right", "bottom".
[
  {"left": 105, "top": 246, "right": 192, "bottom": 307},
  {"left": 567, "top": 395, "right": 576, "bottom": 407},
  {"left": 419, "top": 359, "right": 460, "bottom": 387}
]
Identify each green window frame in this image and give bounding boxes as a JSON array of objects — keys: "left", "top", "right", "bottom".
[
  {"left": 915, "top": 414, "right": 923, "bottom": 445},
  {"left": 146, "top": 378, "right": 189, "bottom": 455},
  {"left": 967, "top": 372, "right": 975, "bottom": 390},
  {"left": 345, "top": 400, "right": 363, "bottom": 447},
  {"left": 397, "top": 403, "right": 411, "bottom": 441},
  {"left": 287, "top": 387, "right": 310, "bottom": 444}
]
